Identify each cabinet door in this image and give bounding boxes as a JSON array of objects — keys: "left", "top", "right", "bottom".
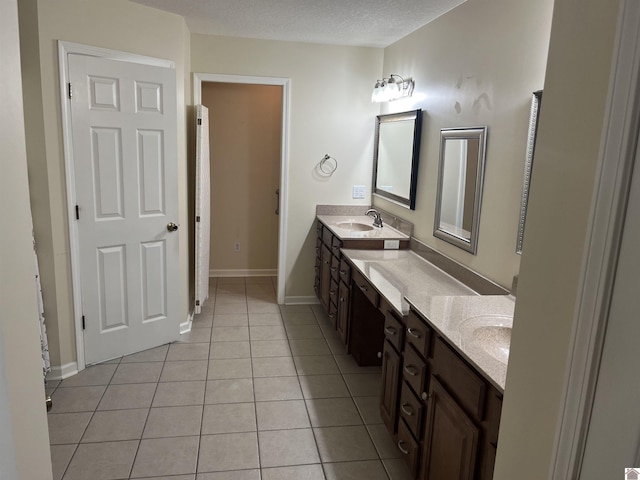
[
  {"left": 337, "top": 280, "right": 350, "bottom": 344},
  {"left": 380, "top": 340, "right": 401, "bottom": 434},
  {"left": 420, "top": 378, "right": 479, "bottom": 480},
  {"left": 320, "top": 245, "right": 332, "bottom": 311}
]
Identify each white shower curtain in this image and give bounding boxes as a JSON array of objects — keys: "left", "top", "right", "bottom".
[
  {"left": 195, "top": 105, "right": 211, "bottom": 314},
  {"left": 33, "top": 234, "right": 50, "bottom": 379}
]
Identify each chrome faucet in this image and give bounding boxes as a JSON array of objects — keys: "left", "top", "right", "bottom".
[{"left": 365, "top": 208, "right": 383, "bottom": 228}]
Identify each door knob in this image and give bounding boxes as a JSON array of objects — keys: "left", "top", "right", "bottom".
[{"left": 167, "top": 222, "right": 179, "bottom": 232}]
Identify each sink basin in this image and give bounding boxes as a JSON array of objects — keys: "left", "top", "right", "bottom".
[
  {"left": 471, "top": 326, "right": 511, "bottom": 364},
  {"left": 459, "top": 314, "right": 513, "bottom": 364},
  {"left": 335, "top": 221, "right": 375, "bottom": 232}
]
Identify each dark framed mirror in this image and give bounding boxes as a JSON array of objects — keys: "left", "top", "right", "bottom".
[{"left": 372, "top": 109, "right": 423, "bottom": 210}]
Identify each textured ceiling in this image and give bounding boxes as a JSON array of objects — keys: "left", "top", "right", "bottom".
[{"left": 131, "top": 0, "right": 466, "bottom": 48}]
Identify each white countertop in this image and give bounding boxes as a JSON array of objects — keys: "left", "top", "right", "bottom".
[
  {"left": 341, "top": 249, "right": 476, "bottom": 315},
  {"left": 340, "top": 248, "right": 515, "bottom": 391},
  {"left": 317, "top": 215, "right": 409, "bottom": 240}
]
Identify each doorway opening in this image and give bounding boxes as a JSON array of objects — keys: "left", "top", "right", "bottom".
[{"left": 193, "top": 74, "right": 290, "bottom": 305}]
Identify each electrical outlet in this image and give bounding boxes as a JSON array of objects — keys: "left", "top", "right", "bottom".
[{"left": 234, "top": 242, "right": 240, "bottom": 252}]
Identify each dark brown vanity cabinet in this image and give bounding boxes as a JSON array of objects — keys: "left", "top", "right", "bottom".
[
  {"left": 349, "top": 269, "right": 385, "bottom": 366},
  {"left": 315, "top": 221, "right": 350, "bottom": 341},
  {"left": 384, "top": 308, "right": 503, "bottom": 480}
]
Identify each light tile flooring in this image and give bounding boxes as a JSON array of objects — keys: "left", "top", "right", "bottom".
[{"left": 47, "top": 277, "right": 413, "bottom": 480}]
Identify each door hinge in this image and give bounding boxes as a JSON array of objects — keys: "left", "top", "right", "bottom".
[
  {"left": 75, "top": 205, "right": 80, "bottom": 220},
  {"left": 195, "top": 300, "right": 200, "bottom": 306},
  {"left": 196, "top": 216, "right": 200, "bottom": 222},
  {"left": 68, "top": 83, "right": 72, "bottom": 99},
  {"left": 197, "top": 118, "right": 202, "bottom": 125},
  {"left": 82, "top": 315, "right": 85, "bottom": 330}
]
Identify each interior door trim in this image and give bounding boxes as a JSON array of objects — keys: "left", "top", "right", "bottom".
[{"left": 193, "top": 72, "right": 291, "bottom": 305}]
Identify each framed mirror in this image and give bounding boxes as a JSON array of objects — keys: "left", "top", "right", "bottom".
[
  {"left": 434, "top": 126, "right": 488, "bottom": 254},
  {"left": 516, "top": 90, "right": 542, "bottom": 254},
  {"left": 372, "top": 109, "right": 423, "bottom": 209}
]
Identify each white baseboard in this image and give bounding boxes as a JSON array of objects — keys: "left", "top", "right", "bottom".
[
  {"left": 284, "top": 296, "right": 320, "bottom": 305},
  {"left": 46, "top": 362, "right": 78, "bottom": 381},
  {"left": 210, "top": 269, "right": 277, "bottom": 277},
  {"left": 180, "top": 310, "right": 194, "bottom": 334}
]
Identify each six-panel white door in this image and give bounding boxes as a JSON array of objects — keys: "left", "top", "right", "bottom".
[{"left": 69, "top": 54, "right": 180, "bottom": 365}]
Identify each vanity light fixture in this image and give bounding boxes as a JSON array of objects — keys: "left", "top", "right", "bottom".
[{"left": 371, "top": 74, "right": 415, "bottom": 103}]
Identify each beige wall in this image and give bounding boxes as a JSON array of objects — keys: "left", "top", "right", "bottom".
[
  {"left": 375, "top": 0, "right": 555, "bottom": 289},
  {"left": 19, "top": 0, "right": 191, "bottom": 369},
  {"left": 202, "top": 83, "right": 281, "bottom": 273},
  {"left": 493, "top": 0, "right": 621, "bottom": 477},
  {"left": 0, "top": 0, "right": 53, "bottom": 477},
  {"left": 192, "top": 35, "right": 383, "bottom": 299}
]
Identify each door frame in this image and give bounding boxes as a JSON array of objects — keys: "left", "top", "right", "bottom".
[
  {"left": 58, "top": 41, "right": 176, "bottom": 372},
  {"left": 549, "top": 0, "right": 640, "bottom": 476},
  {"left": 193, "top": 73, "right": 291, "bottom": 305}
]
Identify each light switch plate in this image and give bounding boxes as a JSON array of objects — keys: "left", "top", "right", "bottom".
[
  {"left": 353, "top": 185, "right": 366, "bottom": 199},
  {"left": 384, "top": 240, "right": 400, "bottom": 250}
]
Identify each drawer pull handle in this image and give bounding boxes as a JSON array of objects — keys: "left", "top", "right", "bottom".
[
  {"left": 330, "top": 290, "right": 337, "bottom": 297},
  {"left": 328, "top": 313, "right": 335, "bottom": 318},
  {"left": 384, "top": 326, "right": 397, "bottom": 336},
  {"left": 400, "top": 403, "right": 414, "bottom": 416},
  {"left": 359, "top": 285, "right": 368, "bottom": 292},
  {"left": 407, "top": 327, "right": 421, "bottom": 339},
  {"left": 330, "top": 267, "right": 337, "bottom": 272},
  {"left": 404, "top": 365, "right": 419, "bottom": 376},
  {"left": 398, "top": 441, "right": 410, "bottom": 455},
  {"left": 339, "top": 269, "right": 348, "bottom": 275}
]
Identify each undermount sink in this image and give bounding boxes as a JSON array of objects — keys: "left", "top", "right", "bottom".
[
  {"left": 471, "top": 326, "right": 511, "bottom": 364},
  {"left": 335, "top": 221, "right": 375, "bottom": 232},
  {"left": 459, "top": 314, "right": 513, "bottom": 364}
]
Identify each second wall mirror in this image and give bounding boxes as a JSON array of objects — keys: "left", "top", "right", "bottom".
[
  {"left": 434, "top": 126, "right": 488, "bottom": 254},
  {"left": 372, "top": 109, "right": 423, "bottom": 209}
]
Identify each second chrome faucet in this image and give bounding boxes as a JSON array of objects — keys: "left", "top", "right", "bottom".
[{"left": 365, "top": 208, "right": 383, "bottom": 228}]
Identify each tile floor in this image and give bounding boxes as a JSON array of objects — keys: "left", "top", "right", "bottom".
[{"left": 47, "top": 277, "right": 413, "bottom": 480}]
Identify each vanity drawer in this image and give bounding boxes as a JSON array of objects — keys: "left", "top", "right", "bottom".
[
  {"left": 432, "top": 336, "right": 486, "bottom": 420},
  {"left": 405, "top": 310, "right": 433, "bottom": 358},
  {"left": 397, "top": 418, "right": 420, "bottom": 476},
  {"left": 331, "top": 236, "right": 343, "bottom": 257},
  {"left": 316, "top": 221, "right": 323, "bottom": 239},
  {"left": 330, "top": 255, "right": 340, "bottom": 282},
  {"left": 339, "top": 258, "right": 352, "bottom": 285},
  {"left": 402, "top": 344, "right": 427, "bottom": 397},
  {"left": 399, "top": 380, "right": 423, "bottom": 440},
  {"left": 322, "top": 226, "right": 334, "bottom": 247},
  {"left": 383, "top": 310, "right": 404, "bottom": 351},
  {"left": 352, "top": 270, "right": 379, "bottom": 308}
]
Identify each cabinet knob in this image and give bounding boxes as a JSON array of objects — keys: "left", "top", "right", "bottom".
[
  {"left": 421, "top": 392, "right": 432, "bottom": 401},
  {"left": 377, "top": 351, "right": 382, "bottom": 358}
]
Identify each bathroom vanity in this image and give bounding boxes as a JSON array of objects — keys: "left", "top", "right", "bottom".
[{"left": 314, "top": 213, "right": 514, "bottom": 480}]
